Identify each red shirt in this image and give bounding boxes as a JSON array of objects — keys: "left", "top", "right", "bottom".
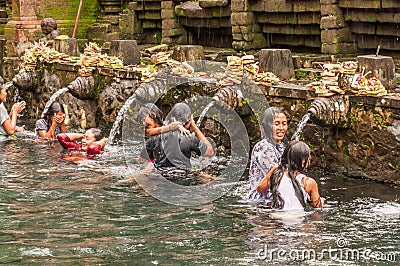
[{"left": 57, "top": 133, "right": 103, "bottom": 155}]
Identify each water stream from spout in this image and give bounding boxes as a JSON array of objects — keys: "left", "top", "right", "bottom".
[
  {"left": 41, "top": 87, "right": 69, "bottom": 118},
  {"left": 291, "top": 112, "right": 311, "bottom": 141},
  {"left": 108, "top": 94, "right": 137, "bottom": 144},
  {"left": 5, "top": 81, "right": 13, "bottom": 89},
  {"left": 196, "top": 100, "right": 215, "bottom": 127}
]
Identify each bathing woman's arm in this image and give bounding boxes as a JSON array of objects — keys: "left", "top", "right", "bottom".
[
  {"left": 256, "top": 164, "right": 279, "bottom": 193},
  {"left": 190, "top": 118, "right": 214, "bottom": 157},
  {"left": 302, "top": 176, "right": 324, "bottom": 208},
  {"left": 146, "top": 121, "right": 190, "bottom": 136}
]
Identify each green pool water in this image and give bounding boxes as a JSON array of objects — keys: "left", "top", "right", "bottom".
[{"left": 0, "top": 135, "right": 398, "bottom": 265}]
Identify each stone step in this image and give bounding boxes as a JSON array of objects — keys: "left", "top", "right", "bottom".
[
  {"left": 104, "top": 7, "right": 123, "bottom": 14},
  {"left": 97, "top": 15, "right": 120, "bottom": 25},
  {"left": 0, "top": 10, "right": 7, "bottom": 18}
]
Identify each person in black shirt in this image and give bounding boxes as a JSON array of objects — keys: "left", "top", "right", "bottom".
[{"left": 140, "top": 102, "right": 214, "bottom": 177}]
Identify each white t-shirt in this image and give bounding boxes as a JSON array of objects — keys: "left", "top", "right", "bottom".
[
  {"left": 0, "top": 102, "right": 10, "bottom": 135},
  {"left": 277, "top": 173, "right": 308, "bottom": 210}
]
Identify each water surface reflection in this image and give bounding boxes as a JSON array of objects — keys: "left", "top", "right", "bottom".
[{"left": 0, "top": 136, "right": 398, "bottom": 265}]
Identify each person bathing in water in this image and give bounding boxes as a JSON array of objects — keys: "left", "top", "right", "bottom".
[
  {"left": 139, "top": 103, "right": 190, "bottom": 138},
  {"left": 266, "top": 140, "right": 325, "bottom": 210},
  {"left": 35, "top": 102, "right": 67, "bottom": 140},
  {"left": 246, "top": 107, "right": 288, "bottom": 202},
  {"left": 120, "top": 103, "right": 191, "bottom": 181},
  {"left": 0, "top": 76, "right": 26, "bottom": 137},
  {"left": 57, "top": 128, "right": 106, "bottom": 155},
  {"left": 139, "top": 102, "right": 214, "bottom": 178}
]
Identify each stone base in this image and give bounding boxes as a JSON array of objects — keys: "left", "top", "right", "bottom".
[
  {"left": 172, "top": 45, "right": 204, "bottom": 62},
  {"left": 357, "top": 55, "right": 397, "bottom": 90}
]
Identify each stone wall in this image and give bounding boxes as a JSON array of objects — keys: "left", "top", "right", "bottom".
[
  {"left": 5, "top": 0, "right": 400, "bottom": 54},
  {"left": 249, "top": 0, "right": 321, "bottom": 51},
  {"left": 161, "top": 0, "right": 400, "bottom": 53},
  {"left": 341, "top": 0, "right": 400, "bottom": 51},
  {"left": 4, "top": 0, "right": 99, "bottom": 57},
  {"left": 261, "top": 85, "right": 400, "bottom": 184}
]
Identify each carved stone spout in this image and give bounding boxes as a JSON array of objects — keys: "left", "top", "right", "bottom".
[
  {"left": 308, "top": 95, "right": 350, "bottom": 126},
  {"left": 212, "top": 86, "right": 241, "bottom": 109},
  {"left": 67, "top": 76, "right": 96, "bottom": 100},
  {"left": 12, "top": 71, "right": 37, "bottom": 90}
]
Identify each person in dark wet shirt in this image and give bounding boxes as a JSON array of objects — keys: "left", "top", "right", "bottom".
[{"left": 140, "top": 102, "right": 214, "bottom": 177}]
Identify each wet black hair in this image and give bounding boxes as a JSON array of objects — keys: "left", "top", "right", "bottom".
[
  {"left": 89, "top": 128, "right": 103, "bottom": 141},
  {"left": 269, "top": 140, "right": 310, "bottom": 209},
  {"left": 261, "top": 106, "right": 287, "bottom": 143},
  {"left": 138, "top": 103, "right": 165, "bottom": 127},
  {"left": 165, "top": 102, "right": 192, "bottom": 125}
]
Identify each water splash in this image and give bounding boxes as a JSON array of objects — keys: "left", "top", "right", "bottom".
[
  {"left": 5, "top": 81, "right": 22, "bottom": 103},
  {"left": 41, "top": 87, "right": 69, "bottom": 118},
  {"left": 5, "top": 81, "right": 13, "bottom": 89},
  {"left": 196, "top": 100, "right": 215, "bottom": 127},
  {"left": 291, "top": 113, "right": 311, "bottom": 141},
  {"left": 108, "top": 94, "right": 137, "bottom": 143}
]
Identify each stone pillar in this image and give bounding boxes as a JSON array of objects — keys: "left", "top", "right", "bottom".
[
  {"left": 320, "top": 0, "right": 356, "bottom": 54},
  {"left": 258, "top": 49, "right": 295, "bottom": 80},
  {"left": 54, "top": 38, "right": 80, "bottom": 57},
  {"left": 5, "top": 0, "right": 40, "bottom": 56},
  {"left": 172, "top": 45, "right": 204, "bottom": 62},
  {"left": 161, "top": 1, "right": 187, "bottom": 45},
  {"left": 357, "top": 55, "right": 397, "bottom": 90},
  {"left": 231, "top": 0, "right": 268, "bottom": 51},
  {"left": 109, "top": 40, "right": 140, "bottom": 65}
]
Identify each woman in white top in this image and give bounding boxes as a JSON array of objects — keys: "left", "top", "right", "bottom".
[
  {"left": 0, "top": 76, "right": 26, "bottom": 136},
  {"left": 268, "top": 141, "right": 324, "bottom": 210}
]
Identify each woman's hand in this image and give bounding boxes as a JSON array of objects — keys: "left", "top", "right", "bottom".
[
  {"left": 11, "top": 101, "right": 26, "bottom": 115},
  {"left": 15, "top": 126, "right": 25, "bottom": 132},
  {"left": 168, "top": 121, "right": 182, "bottom": 130},
  {"left": 177, "top": 124, "right": 190, "bottom": 136},
  {"left": 166, "top": 121, "right": 191, "bottom": 136},
  {"left": 55, "top": 113, "right": 66, "bottom": 124}
]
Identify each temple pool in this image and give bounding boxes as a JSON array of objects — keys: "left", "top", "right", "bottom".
[{"left": 0, "top": 135, "right": 399, "bottom": 265}]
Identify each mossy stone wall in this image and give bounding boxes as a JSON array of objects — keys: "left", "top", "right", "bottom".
[{"left": 34, "top": 0, "right": 99, "bottom": 39}]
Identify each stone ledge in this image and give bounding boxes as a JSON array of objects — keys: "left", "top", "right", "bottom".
[{"left": 265, "top": 83, "right": 400, "bottom": 111}]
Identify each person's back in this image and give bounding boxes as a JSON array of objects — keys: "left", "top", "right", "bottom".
[
  {"left": 277, "top": 172, "right": 308, "bottom": 210},
  {"left": 270, "top": 141, "right": 325, "bottom": 210}
]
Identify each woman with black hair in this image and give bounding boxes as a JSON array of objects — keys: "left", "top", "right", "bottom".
[
  {"left": 140, "top": 102, "right": 214, "bottom": 172},
  {"left": 35, "top": 102, "right": 66, "bottom": 139},
  {"left": 269, "top": 141, "right": 324, "bottom": 210},
  {"left": 0, "top": 76, "right": 26, "bottom": 137},
  {"left": 139, "top": 103, "right": 189, "bottom": 137},
  {"left": 246, "top": 107, "right": 288, "bottom": 202}
]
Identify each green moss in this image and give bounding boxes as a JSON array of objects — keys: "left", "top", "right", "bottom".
[
  {"left": 35, "top": 0, "right": 99, "bottom": 39},
  {"left": 153, "top": 31, "right": 162, "bottom": 45},
  {"left": 91, "top": 71, "right": 107, "bottom": 100},
  {"left": 296, "top": 71, "right": 307, "bottom": 79}
]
